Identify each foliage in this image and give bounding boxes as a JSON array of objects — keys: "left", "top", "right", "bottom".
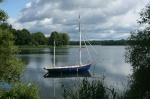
[
  {"left": 0, "top": 82, "right": 40, "bottom": 99},
  {"left": 0, "top": 4, "right": 9, "bottom": 29},
  {"left": 0, "top": 29, "right": 25, "bottom": 81},
  {"left": 31, "top": 32, "right": 46, "bottom": 45},
  {"left": 49, "top": 31, "right": 70, "bottom": 46},
  {"left": 58, "top": 32, "right": 70, "bottom": 46},
  {"left": 13, "top": 29, "right": 31, "bottom": 45},
  {"left": 124, "top": 29, "right": 150, "bottom": 98},
  {"left": 0, "top": 9, "right": 8, "bottom": 23},
  {"left": 124, "top": 3, "right": 150, "bottom": 99},
  {"left": 70, "top": 39, "right": 127, "bottom": 45},
  {"left": 61, "top": 78, "right": 118, "bottom": 99},
  {"left": 10, "top": 28, "right": 71, "bottom": 46},
  {"left": 125, "top": 29, "right": 150, "bottom": 70},
  {"left": 0, "top": 1, "right": 40, "bottom": 99},
  {"left": 0, "top": 28, "right": 40, "bottom": 99},
  {"left": 0, "top": 0, "right": 3, "bottom": 3},
  {"left": 10, "top": 27, "right": 127, "bottom": 46},
  {"left": 138, "top": 3, "right": 150, "bottom": 24},
  {"left": 0, "top": 23, "right": 12, "bottom": 30}
]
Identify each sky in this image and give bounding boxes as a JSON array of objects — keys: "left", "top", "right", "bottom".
[{"left": 0, "top": 0, "right": 150, "bottom": 40}]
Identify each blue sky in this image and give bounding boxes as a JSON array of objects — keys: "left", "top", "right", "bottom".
[
  {"left": 0, "top": 0, "right": 150, "bottom": 40},
  {"left": 1, "top": 0, "right": 31, "bottom": 18}
]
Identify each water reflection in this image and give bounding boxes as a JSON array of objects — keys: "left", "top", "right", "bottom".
[
  {"left": 50, "top": 48, "right": 69, "bottom": 66},
  {"left": 16, "top": 46, "right": 131, "bottom": 99},
  {"left": 49, "top": 48, "right": 69, "bottom": 55},
  {"left": 44, "top": 71, "right": 91, "bottom": 78},
  {"left": 19, "top": 48, "right": 51, "bottom": 54}
]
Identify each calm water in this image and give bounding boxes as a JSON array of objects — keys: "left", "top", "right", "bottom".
[{"left": 16, "top": 46, "right": 131, "bottom": 99}]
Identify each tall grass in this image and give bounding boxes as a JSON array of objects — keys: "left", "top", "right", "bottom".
[{"left": 61, "top": 78, "right": 118, "bottom": 99}]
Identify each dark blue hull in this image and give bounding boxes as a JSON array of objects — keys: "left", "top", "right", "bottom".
[{"left": 44, "top": 63, "right": 91, "bottom": 73}]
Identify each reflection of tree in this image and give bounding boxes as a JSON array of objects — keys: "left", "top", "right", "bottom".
[
  {"left": 50, "top": 48, "right": 69, "bottom": 65},
  {"left": 124, "top": 3, "right": 150, "bottom": 98}
]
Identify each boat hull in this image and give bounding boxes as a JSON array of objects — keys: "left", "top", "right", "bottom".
[{"left": 44, "top": 63, "right": 91, "bottom": 73}]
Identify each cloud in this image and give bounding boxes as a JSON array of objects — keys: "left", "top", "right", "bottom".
[{"left": 8, "top": 0, "right": 150, "bottom": 40}]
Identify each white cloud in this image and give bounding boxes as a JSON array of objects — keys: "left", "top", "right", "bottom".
[
  {"left": 7, "top": 18, "right": 23, "bottom": 30},
  {"left": 26, "top": 2, "right": 32, "bottom": 8},
  {"left": 8, "top": 0, "right": 150, "bottom": 40}
]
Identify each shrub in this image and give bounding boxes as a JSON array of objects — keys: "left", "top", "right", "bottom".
[{"left": 0, "top": 82, "right": 40, "bottom": 99}]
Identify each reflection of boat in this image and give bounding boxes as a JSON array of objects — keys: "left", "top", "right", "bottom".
[
  {"left": 44, "top": 15, "right": 99, "bottom": 73},
  {"left": 44, "top": 71, "right": 91, "bottom": 78}
]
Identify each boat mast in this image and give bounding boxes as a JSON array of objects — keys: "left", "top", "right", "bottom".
[
  {"left": 54, "top": 40, "right": 55, "bottom": 67},
  {"left": 79, "top": 15, "right": 82, "bottom": 65}
]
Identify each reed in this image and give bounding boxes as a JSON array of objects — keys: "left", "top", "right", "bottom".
[{"left": 61, "top": 78, "right": 118, "bottom": 99}]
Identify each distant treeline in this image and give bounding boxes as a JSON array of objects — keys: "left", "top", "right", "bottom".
[
  {"left": 1, "top": 23, "right": 130, "bottom": 46},
  {"left": 0, "top": 23, "right": 70, "bottom": 46},
  {"left": 70, "top": 39, "right": 129, "bottom": 45}
]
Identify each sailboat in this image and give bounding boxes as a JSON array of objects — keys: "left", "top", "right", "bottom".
[{"left": 44, "top": 15, "right": 93, "bottom": 73}]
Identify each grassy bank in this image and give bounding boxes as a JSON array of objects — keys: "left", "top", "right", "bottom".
[{"left": 18, "top": 45, "right": 85, "bottom": 49}]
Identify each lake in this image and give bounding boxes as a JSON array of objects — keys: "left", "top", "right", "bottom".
[{"left": 16, "top": 46, "right": 131, "bottom": 99}]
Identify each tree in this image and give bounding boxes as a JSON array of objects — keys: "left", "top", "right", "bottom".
[
  {"left": 0, "top": 0, "right": 24, "bottom": 82},
  {"left": 21, "top": 29, "right": 31, "bottom": 45},
  {"left": 31, "top": 32, "right": 46, "bottom": 45},
  {"left": 0, "top": 29, "right": 24, "bottom": 81},
  {"left": 0, "top": 9, "right": 9, "bottom": 30},
  {"left": 124, "top": 3, "right": 150, "bottom": 98},
  {"left": 0, "top": 1, "right": 40, "bottom": 99},
  {"left": 58, "top": 33, "right": 70, "bottom": 46},
  {"left": 13, "top": 29, "right": 31, "bottom": 45},
  {"left": 138, "top": 3, "right": 150, "bottom": 25},
  {"left": 125, "top": 3, "right": 150, "bottom": 70},
  {"left": 13, "top": 29, "right": 30, "bottom": 45},
  {"left": 49, "top": 31, "right": 70, "bottom": 46},
  {"left": 0, "top": 0, "right": 3, "bottom": 3},
  {"left": 49, "top": 31, "right": 60, "bottom": 46},
  {"left": 61, "top": 33, "right": 70, "bottom": 46},
  {"left": 0, "top": 23, "right": 11, "bottom": 30},
  {"left": 0, "top": 9, "right": 8, "bottom": 23}
]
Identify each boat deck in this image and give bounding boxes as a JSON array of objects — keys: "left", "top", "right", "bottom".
[{"left": 45, "top": 63, "right": 92, "bottom": 69}]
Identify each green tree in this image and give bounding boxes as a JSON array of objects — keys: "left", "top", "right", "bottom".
[
  {"left": 49, "top": 31, "right": 70, "bottom": 46},
  {"left": 49, "top": 31, "right": 59, "bottom": 46},
  {"left": 12, "top": 28, "right": 31, "bottom": 45},
  {"left": 31, "top": 32, "right": 46, "bottom": 45},
  {"left": 0, "top": 1, "right": 40, "bottom": 99},
  {"left": 21, "top": 29, "right": 31, "bottom": 45},
  {"left": 13, "top": 30, "right": 22, "bottom": 45},
  {"left": 0, "top": 29, "right": 24, "bottom": 81},
  {"left": 0, "top": 9, "right": 8, "bottom": 23},
  {"left": 13, "top": 29, "right": 31, "bottom": 45},
  {"left": 61, "top": 33, "right": 70, "bottom": 46},
  {"left": 0, "top": 8, "right": 9, "bottom": 30},
  {"left": 0, "top": 23, "right": 11, "bottom": 30},
  {"left": 124, "top": 3, "right": 150, "bottom": 98},
  {"left": 138, "top": 3, "right": 150, "bottom": 25}
]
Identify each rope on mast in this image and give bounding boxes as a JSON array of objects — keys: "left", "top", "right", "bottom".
[{"left": 82, "top": 34, "right": 92, "bottom": 62}]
